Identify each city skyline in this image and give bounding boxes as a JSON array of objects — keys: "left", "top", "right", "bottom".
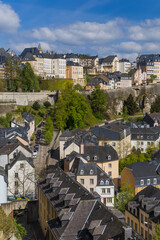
[{"left": 1, "top": 0, "right": 160, "bottom": 60}]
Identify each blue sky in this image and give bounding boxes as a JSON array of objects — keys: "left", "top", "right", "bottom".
[{"left": 1, "top": 0, "right": 160, "bottom": 60}]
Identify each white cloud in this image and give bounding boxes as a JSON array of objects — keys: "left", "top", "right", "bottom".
[
  {"left": 0, "top": 1, "right": 20, "bottom": 33},
  {"left": 115, "top": 41, "right": 142, "bottom": 52}
]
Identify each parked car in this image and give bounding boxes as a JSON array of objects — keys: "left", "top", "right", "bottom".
[
  {"left": 34, "top": 144, "right": 39, "bottom": 151},
  {"left": 33, "top": 150, "right": 37, "bottom": 158},
  {"left": 37, "top": 129, "right": 41, "bottom": 135}
]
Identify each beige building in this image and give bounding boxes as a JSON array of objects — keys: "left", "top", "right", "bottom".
[
  {"left": 66, "top": 61, "right": 84, "bottom": 86},
  {"left": 125, "top": 185, "right": 160, "bottom": 240},
  {"left": 98, "top": 55, "right": 119, "bottom": 73}
]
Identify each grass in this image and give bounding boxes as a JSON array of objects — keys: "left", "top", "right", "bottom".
[{"left": 39, "top": 79, "right": 73, "bottom": 91}]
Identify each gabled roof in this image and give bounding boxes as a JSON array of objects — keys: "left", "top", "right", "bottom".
[
  {"left": 99, "top": 55, "right": 117, "bottom": 64},
  {"left": 8, "top": 151, "right": 34, "bottom": 169},
  {"left": 22, "top": 112, "right": 34, "bottom": 122}
]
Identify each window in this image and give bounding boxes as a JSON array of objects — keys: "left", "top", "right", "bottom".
[
  {"left": 141, "top": 148, "right": 144, "bottom": 152},
  {"left": 80, "top": 179, "right": 84, "bottom": 185},
  {"left": 141, "top": 135, "right": 143, "bottom": 139},
  {"left": 112, "top": 142, "right": 116, "bottom": 146},
  {"left": 145, "top": 217, "right": 147, "bottom": 226},
  {"left": 94, "top": 155, "right": 97, "bottom": 160},
  {"left": 105, "top": 180, "right": 109, "bottom": 185},
  {"left": 141, "top": 213, "right": 144, "bottom": 224},
  {"left": 20, "top": 163, "right": 24, "bottom": 168},
  {"left": 108, "top": 171, "right": 112, "bottom": 177},
  {"left": 140, "top": 179, "right": 144, "bottom": 186},
  {"left": 127, "top": 217, "right": 130, "bottom": 225},
  {"left": 108, "top": 163, "right": 112, "bottom": 168},
  {"left": 90, "top": 188, "right": 94, "bottom": 193},
  {"left": 15, "top": 173, "right": 18, "bottom": 178},
  {"left": 141, "top": 142, "right": 144, "bottom": 145},
  {"left": 100, "top": 180, "right": 104, "bottom": 185},
  {"left": 90, "top": 169, "right": 94, "bottom": 175},
  {"left": 145, "top": 230, "right": 147, "bottom": 240},
  {"left": 131, "top": 220, "right": 133, "bottom": 228},
  {"left": 107, "top": 198, "right": 112, "bottom": 203},
  {"left": 87, "top": 156, "right": 90, "bottom": 161},
  {"left": 102, "top": 188, "right": 105, "bottom": 194},
  {"left": 135, "top": 223, "right": 137, "bottom": 231},
  {"left": 153, "top": 178, "right": 157, "bottom": 184},
  {"left": 108, "top": 155, "right": 111, "bottom": 160},
  {"left": 147, "top": 142, "right": 150, "bottom": 145},
  {"left": 15, "top": 181, "right": 18, "bottom": 187},
  {"left": 141, "top": 227, "right": 144, "bottom": 237},
  {"left": 80, "top": 169, "right": 84, "bottom": 175},
  {"left": 107, "top": 188, "right": 110, "bottom": 194},
  {"left": 147, "top": 179, "right": 150, "bottom": 185},
  {"left": 90, "top": 179, "right": 94, "bottom": 184}
]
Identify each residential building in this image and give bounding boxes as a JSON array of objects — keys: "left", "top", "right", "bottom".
[
  {"left": 65, "top": 53, "right": 79, "bottom": 63},
  {"left": 38, "top": 166, "right": 137, "bottom": 239},
  {"left": 119, "top": 59, "right": 131, "bottom": 74},
  {"left": 22, "top": 112, "right": 35, "bottom": 141},
  {"left": 121, "top": 160, "right": 160, "bottom": 195},
  {"left": 119, "top": 74, "right": 132, "bottom": 88},
  {"left": 134, "top": 68, "right": 147, "bottom": 85},
  {"left": 7, "top": 151, "right": 35, "bottom": 198},
  {"left": 125, "top": 185, "right": 160, "bottom": 239},
  {"left": 131, "top": 127, "right": 160, "bottom": 153},
  {"left": 0, "top": 166, "right": 7, "bottom": 204},
  {"left": 66, "top": 61, "right": 84, "bottom": 86},
  {"left": 52, "top": 54, "right": 66, "bottom": 79},
  {"left": 0, "top": 138, "right": 32, "bottom": 168},
  {"left": 70, "top": 159, "right": 115, "bottom": 207},
  {"left": 137, "top": 54, "right": 160, "bottom": 82},
  {"left": 143, "top": 113, "right": 160, "bottom": 127},
  {"left": 98, "top": 55, "right": 119, "bottom": 73},
  {"left": 64, "top": 143, "right": 119, "bottom": 188},
  {"left": 86, "top": 74, "right": 116, "bottom": 90},
  {"left": 89, "top": 123, "right": 131, "bottom": 158},
  {"left": 0, "top": 64, "right": 5, "bottom": 79}
]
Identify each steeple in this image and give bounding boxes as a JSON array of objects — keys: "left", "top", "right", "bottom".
[{"left": 38, "top": 43, "right": 42, "bottom": 54}]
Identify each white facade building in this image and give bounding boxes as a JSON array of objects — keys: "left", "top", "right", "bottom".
[
  {"left": 96, "top": 183, "right": 114, "bottom": 207},
  {"left": 52, "top": 58, "right": 66, "bottom": 78},
  {"left": 119, "top": 59, "right": 131, "bottom": 73},
  {"left": 0, "top": 167, "right": 7, "bottom": 204},
  {"left": 7, "top": 152, "right": 35, "bottom": 198}
]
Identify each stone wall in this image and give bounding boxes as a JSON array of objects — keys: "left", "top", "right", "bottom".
[
  {"left": 0, "top": 91, "right": 57, "bottom": 106},
  {"left": 1, "top": 199, "right": 28, "bottom": 216},
  {"left": 0, "top": 102, "right": 17, "bottom": 116}
]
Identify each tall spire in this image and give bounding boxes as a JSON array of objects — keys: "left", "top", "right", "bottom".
[{"left": 38, "top": 43, "right": 42, "bottom": 54}]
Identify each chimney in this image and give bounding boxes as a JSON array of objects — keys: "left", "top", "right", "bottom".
[{"left": 80, "top": 140, "right": 84, "bottom": 154}]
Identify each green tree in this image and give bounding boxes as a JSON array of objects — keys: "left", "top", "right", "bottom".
[
  {"left": 43, "top": 101, "right": 51, "bottom": 108},
  {"left": 74, "top": 83, "right": 83, "bottom": 91},
  {"left": 115, "top": 183, "right": 134, "bottom": 212},
  {"left": 55, "top": 83, "right": 88, "bottom": 130},
  {"left": 154, "top": 224, "right": 160, "bottom": 240},
  {"left": 123, "top": 94, "right": 139, "bottom": 115},
  {"left": 32, "top": 101, "right": 40, "bottom": 111},
  {"left": 22, "top": 62, "right": 39, "bottom": 91},
  {"left": 150, "top": 74, "right": 157, "bottom": 83},
  {"left": 44, "top": 130, "right": 53, "bottom": 144},
  {"left": 90, "top": 85, "right": 106, "bottom": 119},
  {"left": 44, "top": 116, "right": 54, "bottom": 144},
  {"left": 151, "top": 96, "right": 160, "bottom": 113}
]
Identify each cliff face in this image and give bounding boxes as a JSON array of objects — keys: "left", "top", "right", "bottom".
[
  {"left": 85, "top": 84, "right": 160, "bottom": 116},
  {"left": 105, "top": 84, "right": 160, "bottom": 115}
]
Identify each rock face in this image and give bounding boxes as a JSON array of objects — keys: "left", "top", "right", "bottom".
[{"left": 84, "top": 84, "right": 160, "bottom": 116}]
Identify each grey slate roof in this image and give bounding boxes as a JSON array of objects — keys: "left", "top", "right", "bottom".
[
  {"left": 0, "top": 127, "right": 28, "bottom": 143},
  {"left": 22, "top": 112, "right": 34, "bottom": 122},
  {"left": 39, "top": 166, "right": 137, "bottom": 239},
  {"left": 131, "top": 127, "right": 159, "bottom": 141},
  {"left": 99, "top": 55, "right": 117, "bottom": 64},
  {"left": 8, "top": 151, "right": 34, "bottom": 169},
  {"left": 67, "top": 61, "right": 81, "bottom": 66}
]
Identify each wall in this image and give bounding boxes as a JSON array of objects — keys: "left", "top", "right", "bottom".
[
  {"left": 1, "top": 199, "right": 28, "bottom": 216},
  {"left": 0, "top": 102, "right": 17, "bottom": 116},
  {"left": 0, "top": 92, "right": 56, "bottom": 106}
]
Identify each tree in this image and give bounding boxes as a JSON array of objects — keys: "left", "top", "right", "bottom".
[
  {"left": 44, "top": 116, "right": 54, "bottom": 144},
  {"left": 123, "top": 94, "right": 139, "bottom": 115},
  {"left": 90, "top": 85, "right": 106, "bottom": 119},
  {"left": 55, "top": 83, "right": 88, "bottom": 130},
  {"left": 74, "top": 83, "right": 83, "bottom": 91},
  {"left": 154, "top": 224, "right": 160, "bottom": 240},
  {"left": 43, "top": 101, "right": 51, "bottom": 108},
  {"left": 32, "top": 101, "right": 40, "bottom": 111},
  {"left": 22, "top": 62, "right": 39, "bottom": 91},
  {"left": 151, "top": 96, "right": 160, "bottom": 113},
  {"left": 115, "top": 183, "right": 134, "bottom": 212},
  {"left": 150, "top": 74, "right": 157, "bottom": 83}
]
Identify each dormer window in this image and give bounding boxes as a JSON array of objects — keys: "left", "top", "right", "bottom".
[
  {"left": 90, "top": 169, "right": 94, "bottom": 175},
  {"left": 87, "top": 156, "right": 90, "bottom": 161},
  {"left": 147, "top": 179, "right": 150, "bottom": 185},
  {"left": 94, "top": 155, "right": 97, "bottom": 161},
  {"left": 140, "top": 179, "right": 144, "bottom": 186},
  {"left": 80, "top": 169, "right": 84, "bottom": 175},
  {"left": 100, "top": 180, "right": 104, "bottom": 185},
  {"left": 153, "top": 178, "right": 157, "bottom": 184},
  {"left": 106, "top": 180, "right": 109, "bottom": 185},
  {"left": 108, "top": 155, "right": 111, "bottom": 161}
]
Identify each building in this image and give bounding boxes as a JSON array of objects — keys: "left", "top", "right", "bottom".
[
  {"left": 86, "top": 74, "right": 116, "bottom": 90},
  {"left": 143, "top": 113, "right": 160, "bottom": 127},
  {"left": 7, "top": 151, "right": 35, "bottom": 198},
  {"left": 125, "top": 185, "right": 160, "bottom": 239},
  {"left": 66, "top": 61, "right": 84, "bottom": 86},
  {"left": 121, "top": 160, "right": 160, "bottom": 195},
  {"left": 70, "top": 159, "right": 115, "bottom": 207},
  {"left": 137, "top": 54, "right": 160, "bottom": 82},
  {"left": 0, "top": 166, "right": 7, "bottom": 204},
  {"left": 65, "top": 53, "right": 79, "bottom": 63},
  {"left": 134, "top": 68, "right": 147, "bottom": 85},
  {"left": 131, "top": 127, "right": 160, "bottom": 153},
  {"left": 0, "top": 138, "right": 32, "bottom": 168},
  {"left": 119, "top": 59, "right": 131, "bottom": 74},
  {"left": 38, "top": 166, "right": 137, "bottom": 240},
  {"left": 89, "top": 123, "right": 131, "bottom": 158},
  {"left": 119, "top": 74, "right": 132, "bottom": 88},
  {"left": 22, "top": 112, "right": 35, "bottom": 141},
  {"left": 98, "top": 55, "right": 119, "bottom": 73}
]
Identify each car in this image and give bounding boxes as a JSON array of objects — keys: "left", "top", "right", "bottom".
[
  {"left": 33, "top": 150, "right": 37, "bottom": 158},
  {"left": 37, "top": 129, "right": 41, "bottom": 135},
  {"left": 34, "top": 144, "right": 39, "bottom": 151}
]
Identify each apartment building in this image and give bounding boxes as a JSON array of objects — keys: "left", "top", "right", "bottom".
[
  {"left": 98, "top": 55, "right": 119, "bottom": 73},
  {"left": 66, "top": 61, "right": 84, "bottom": 86},
  {"left": 137, "top": 54, "right": 160, "bottom": 81},
  {"left": 126, "top": 185, "right": 160, "bottom": 239},
  {"left": 119, "top": 59, "right": 131, "bottom": 74},
  {"left": 38, "top": 166, "right": 137, "bottom": 240}
]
